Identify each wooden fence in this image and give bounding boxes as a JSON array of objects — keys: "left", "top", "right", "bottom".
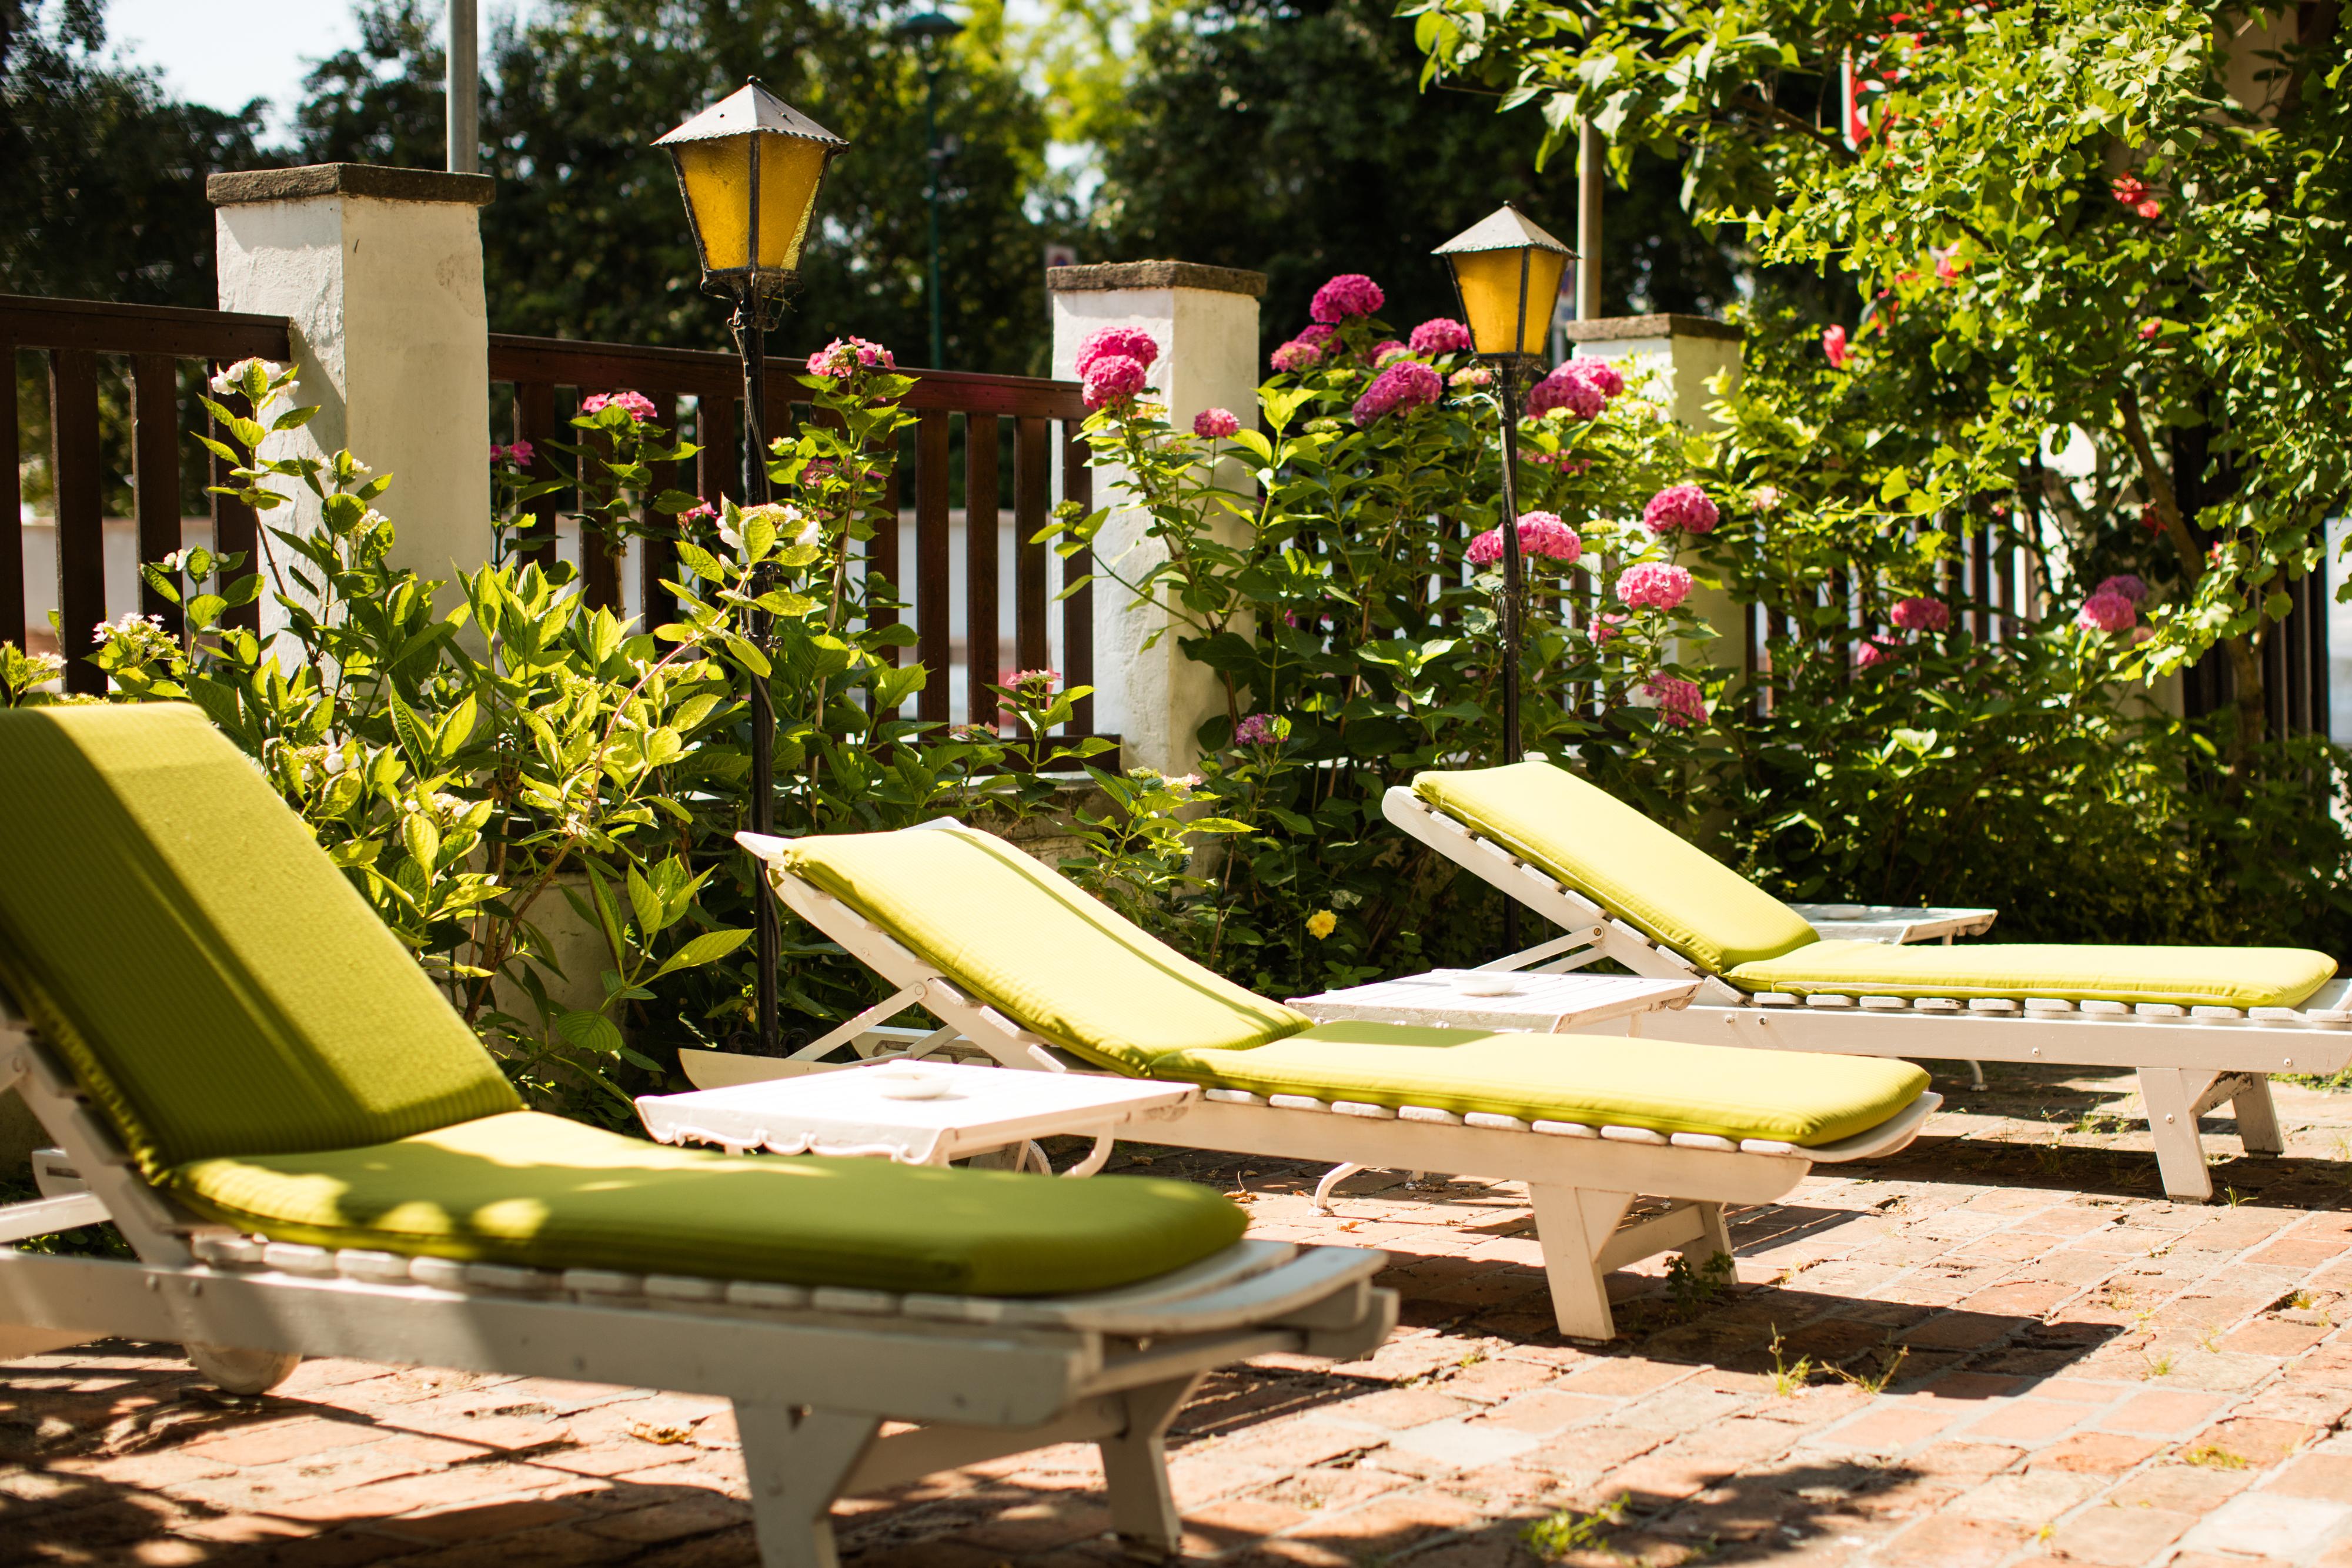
[{"left": 2, "top": 295, "right": 288, "bottom": 695}]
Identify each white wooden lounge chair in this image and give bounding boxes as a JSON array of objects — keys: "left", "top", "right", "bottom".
[
  {"left": 1387, "top": 761, "right": 2352, "bottom": 1202},
  {"left": 0, "top": 706, "right": 1398, "bottom": 1568},
  {"left": 739, "top": 821, "right": 1942, "bottom": 1343}
]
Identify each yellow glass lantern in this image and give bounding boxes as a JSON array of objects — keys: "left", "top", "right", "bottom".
[
  {"left": 656, "top": 81, "right": 848, "bottom": 296},
  {"left": 1433, "top": 205, "right": 1574, "bottom": 359}
]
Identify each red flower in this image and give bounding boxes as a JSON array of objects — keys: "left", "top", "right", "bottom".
[
  {"left": 2136, "top": 199, "right": 2164, "bottom": 220},
  {"left": 2111, "top": 176, "right": 2147, "bottom": 206}
]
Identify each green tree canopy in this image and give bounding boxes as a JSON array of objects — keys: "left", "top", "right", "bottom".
[{"left": 298, "top": 0, "right": 1068, "bottom": 372}]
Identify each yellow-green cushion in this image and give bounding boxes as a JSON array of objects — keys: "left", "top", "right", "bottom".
[
  {"left": 1728, "top": 940, "right": 2337, "bottom": 1011},
  {"left": 779, "top": 825, "right": 1312, "bottom": 1073},
  {"left": 168, "top": 1110, "right": 1247, "bottom": 1296},
  {"left": 1414, "top": 763, "right": 1819, "bottom": 972},
  {"left": 1156, "top": 1022, "right": 1927, "bottom": 1146},
  {"left": 0, "top": 706, "right": 522, "bottom": 1175}
]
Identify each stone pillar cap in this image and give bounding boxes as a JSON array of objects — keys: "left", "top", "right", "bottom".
[
  {"left": 209, "top": 164, "right": 496, "bottom": 208},
  {"left": 1562, "top": 313, "right": 1738, "bottom": 343},
  {"left": 1045, "top": 261, "right": 1265, "bottom": 298}
]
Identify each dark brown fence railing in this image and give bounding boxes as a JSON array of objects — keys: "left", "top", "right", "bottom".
[
  {"left": 487, "top": 333, "right": 1105, "bottom": 749},
  {"left": 2, "top": 294, "right": 290, "bottom": 694}
]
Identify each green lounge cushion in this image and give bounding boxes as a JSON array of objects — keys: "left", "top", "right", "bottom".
[
  {"left": 0, "top": 705, "right": 521, "bottom": 1175},
  {"left": 1413, "top": 763, "right": 1820, "bottom": 972},
  {"left": 169, "top": 1109, "right": 1248, "bottom": 1296},
  {"left": 1154, "top": 1022, "right": 1927, "bottom": 1147},
  {"left": 776, "top": 825, "right": 1927, "bottom": 1146},
  {"left": 779, "top": 824, "right": 1312, "bottom": 1074},
  {"left": 1728, "top": 941, "right": 2336, "bottom": 1011}
]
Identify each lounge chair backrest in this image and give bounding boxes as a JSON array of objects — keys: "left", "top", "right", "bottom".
[
  {"left": 0, "top": 706, "right": 522, "bottom": 1175},
  {"left": 779, "top": 824, "right": 1312, "bottom": 1073},
  {"left": 1414, "top": 761, "right": 1819, "bottom": 974}
]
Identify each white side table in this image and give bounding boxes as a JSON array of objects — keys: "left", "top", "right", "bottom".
[
  {"left": 636, "top": 1059, "right": 1195, "bottom": 1177},
  {"left": 1789, "top": 903, "right": 1997, "bottom": 944},
  {"left": 1288, "top": 968, "right": 1699, "bottom": 1034}
]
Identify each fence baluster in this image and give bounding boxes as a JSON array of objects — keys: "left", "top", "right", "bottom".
[
  {"left": 965, "top": 413, "right": 1002, "bottom": 729},
  {"left": 639, "top": 392, "right": 681, "bottom": 636},
  {"left": 131, "top": 354, "right": 183, "bottom": 631},
  {"left": 914, "top": 409, "right": 952, "bottom": 723},
  {"left": 1060, "top": 420, "right": 1096, "bottom": 742},
  {"left": 1013, "top": 415, "right": 1051, "bottom": 678},
  {"left": 870, "top": 442, "right": 902, "bottom": 666},
  {"left": 2, "top": 343, "right": 22, "bottom": 650},
  {"left": 515, "top": 380, "right": 560, "bottom": 571},
  {"left": 48, "top": 348, "right": 105, "bottom": 694}
]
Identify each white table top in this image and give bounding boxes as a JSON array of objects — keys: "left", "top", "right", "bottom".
[
  {"left": 1287, "top": 968, "right": 1700, "bottom": 1033},
  {"left": 636, "top": 1059, "right": 1195, "bottom": 1166},
  {"left": 1788, "top": 903, "right": 1999, "bottom": 943}
]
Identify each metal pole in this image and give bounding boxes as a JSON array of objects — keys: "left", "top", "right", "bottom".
[
  {"left": 1576, "top": 121, "right": 1603, "bottom": 321},
  {"left": 445, "top": 0, "right": 478, "bottom": 175},
  {"left": 1497, "top": 361, "right": 1526, "bottom": 952},
  {"left": 735, "top": 295, "right": 780, "bottom": 1057},
  {"left": 922, "top": 59, "right": 947, "bottom": 369}
]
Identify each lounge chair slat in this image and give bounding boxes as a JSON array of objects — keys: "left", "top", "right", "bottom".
[
  {"left": 1601, "top": 1126, "right": 1668, "bottom": 1145},
  {"left": 648, "top": 1274, "right": 728, "bottom": 1303},
  {"left": 1397, "top": 1106, "right": 1463, "bottom": 1124},
  {"left": 1913, "top": 998, "right": 1962, "bottom": 1012},
  {"left": 1738, "top": 1139, "right": 1801, "bottom": 1156},
  {"left": 334, "top": 1251, "right": 411, "bottom": 1283},
  {"left": 811, "top": 1286, "right": 900, "bottom": 1316},
  {"left": 263, "top": 1243, "right": 334, "bottom": 1276},
  {"left": 1269, "top": 1094, "right": 1328, "bottom": 1112},
  {"left": 563, "top": 1269, "right": 642, "bottom": 1296},
  {"left": 1532, "top": 1120, "right": 1596, "bottom": 1138},
  {"left": 1465, "top": 1112, "right": 1529, "bottom": 1131},
  {"left": 1203, "top": 1089, "right": 1263, "bottom": 1105},
  {"left": 463, "top": 1262, "right": 558, "bottom": 1293},
  {"left": 1860, "top": 996, "right": 1907, "bottom": 1010},
  {"left": 1805, "top": 995, "right": 1855, "bottom": 1008},
  {"left": 728, "top": 1281, "right": 813, "bottom": 1310},
  {"left": 1669, "top": 1133, "right": 1739, "bottom": 1151},
  {"left": 1969, "top": 998, "right": 2019, "bottom": 1014},
  {"left": 1332, "top": 1101, "right": 1395, "bottom": 1119},
  {"left": 2024, "top": 998, "right": 2073, "bottom": 1014},
  {"left": 2193, "top": 1006, "right": 2246, "bottom": 1019}
]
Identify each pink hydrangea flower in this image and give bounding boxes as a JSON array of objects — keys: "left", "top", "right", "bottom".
[
  {"left": 1005, "top": 667, "right": 1061, "bottom": 691},
  {"left": 1233, "top": 713, "right": 1282, "bottom": 745},
  {"left": 2139, "top": 319, "right": 2161, "bottom": 340},
  {"left": 1823, "top": 324, "right": 1852, "bottom": 369},
  {"left": 1890, "top": 596, "right": 1949, "bottom": 632},
  {"left": 1083, "top": 354, "right": 1149, "bottom": 410},
  {"left": 1299, "top": 324, "right": 1337, "bottom": 346},
  {"left": 807, "top": 337, "right": 896, "bottom": 378},
  {"left": 1642, "top": 484, "right": 1720, "bottom": 536},
  {"left": 1309, "top": 273, "right": 1385, "bottom": 324},
  {"left": 1567, "top": 359, "right": 1625, "bottom": 399},
  {"left": 582, "top": 390, "right": 659, "bottom": 423},
  {"left": 1642, "top": 676, "right": 1708, "bottom": 728},
  {"left": 1075, "top": 326, "right": 1160, "bottom": 376},
  {"left": 1749, "top": 484, "right": 1783, "bottom": 512},
  {"left": 1193, "top": 407, "right": 1241, "bottom": 439},
  {"left": 2077, "top": 589, "right": 2138, "bottom": 633},
  {"left": 492, "top": 439, "right": 535, "bottom": 467},
  {"left": 1270, "top": 338, "right": 1324, "bottom": 373},
  {"left": 1854, "top": 638, "right": 1896, "bottom": 670},
  {"left": 1588, "top": 612, "right": 1626, "bottom": 645},
  {"left": 1351, "top": 360, "right": 1443, "bottom": 426},
  {"left": 678, "top": 501, "right": 718, "bottom": 527},
  {"left": 2097, "top": 573, "right": 2148, "bottom": 603},
  {"left": 1372, "top": 340, "right": 1411, "bottom": 365},
  {"left": 1465, "top": 513, "right": 1580, "bottom": 566},
  {"left": 1618, "top": 561, "right": 1693, "bottom": 611},
  {"left": 1448, "top": 366, "right": 1492, "bottom": 388},
  {"left": 1525, "top": 362, "right": 1607, "bottom": 420},
  {"left": 1409, "top": 317, "right": 1473, "bottom": 355}
]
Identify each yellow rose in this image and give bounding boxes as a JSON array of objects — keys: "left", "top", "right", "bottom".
[{"left": 1305, "top": 910, "right": 1338, "bottom": 940}]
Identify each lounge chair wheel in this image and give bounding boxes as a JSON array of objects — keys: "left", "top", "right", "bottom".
[{"left": 185, "top": 1342, "right": 301, "bottom": 1395}]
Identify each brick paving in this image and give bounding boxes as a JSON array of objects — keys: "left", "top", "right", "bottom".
[{"left": 12, "top": 1061, "right": 2352, "bottom": 1565}]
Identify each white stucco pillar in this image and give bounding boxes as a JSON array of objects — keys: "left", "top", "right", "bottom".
[
  {"left": 1565, "top": 314, "right": 1745, "bottom": 674},
  {"left": 209, "top": 165, "right": 495, "bottom": 624},
  {"left": 1047, "top": 262, "right": 1264, "bottom": 775}
]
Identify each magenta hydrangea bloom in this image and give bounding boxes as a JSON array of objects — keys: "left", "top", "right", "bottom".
[
  {"left": 1270, "top": 338, "right": 1324, "bottom": 373},
  {"left": 1448, "top": 366, "right": 1492, "bottom": 389},
  {"left": 1890, "top": 596, "right": 1950, "bottom": 633},
  {"left": 1409, "top": 317, "right": 1473, "bottom": 355},
  {"left": 1568, "top": 359, "right": 1625, "bottom": 399},
  {"left": 1372, "top": 340, "right": 1411, "bottom": 365},
  {"left": 1854, "top": 639, "right": 1896, "bottom": 670},
  {"left": 1233, "top": 713, "right": 1282, "bottom": 745},
  {"left": 1193, "top": 407, "right": 1242, "bottom": 440},
  {"left": 1822, "top": 324, "right": 1852, "bottom": 369},
  {"left": 1642, "top": 676, "right": 1708, "bottom": 729},
  {"left": 1519, "top": 512, "right": 1581, "bottom": 562},
  {"left": 1588, "top": 612, "right": 1626, "bottom": 645},
  {"left": 1082, "top": 354, "right": 1149, "bottom": 410},
  {"left": 1309, "top": 273, "right": 1385, "bottom": 324},
  {"left": 1075, "top": 326, "right": 1160, "bottom": 376},
  {"left": 807, "top": 337, "right": 895, "bottom": 378},
  {"left": 1525, "top": 366, "right": 1605, "bottom": 420},
  {"left": 2076, "top": 589, "right": 2138, "bottom": 633},
  {"left": 1618, "top": 561, "right": 1693, "bottom": 611},
  {"left": 1642, "top": 483, "right": 1720, "bottom": 536},
  {"left": 2097, "top": 573, "right": 2149, "bottom": 603},
  {"left": 582, "top": 390, "right": 659, "bottom": 424},
  {"left": 1350, "top": 360, "right": 1442, "bottom": 426}
]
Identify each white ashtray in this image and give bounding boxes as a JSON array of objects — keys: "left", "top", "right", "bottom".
[
  {"left": 1454, "top": 974, "right": 1523, "bottom": 997},
  {"left": 867, "top": 1067, "right": 952, "bottom": 1100}
]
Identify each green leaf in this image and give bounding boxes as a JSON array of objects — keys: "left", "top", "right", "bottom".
[{"left": 653, "top": 927, "right": 752, "bottom": 979}]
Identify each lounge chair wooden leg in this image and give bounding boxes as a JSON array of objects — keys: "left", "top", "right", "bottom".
[
  {"left": 1314, "top": 1163, "right": 1365, "bottom": 1212},
  {"left": 2233, "top": 1076, "right": 2286, "bottom": 1156},
  {"left": 185, "top": 1343, "right": 302, "bottom": 1395},
  {"left": 734, "top": 1403, "right": 882, "bottom": 1568},
  {"left": 1689, "top": 1201, "right": 1734, "bottom": 1267},
  {"left": 1098, "top": 1373, "right": 1202, "bottom": 1556},
  {"left": 1527, "top": 1184, "right": 1631, "bottom": 1340},
  {"left": 2137, "top": 1067, "right": 2218, "bottom": 1203}
]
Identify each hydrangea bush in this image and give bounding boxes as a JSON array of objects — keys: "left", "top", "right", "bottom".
[{"left": 1044, "top": 302, "right": 1725, "bottom": 991}]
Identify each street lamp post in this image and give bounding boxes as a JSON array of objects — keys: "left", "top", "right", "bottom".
[
  {"left": 656, "top": 81, "right": 848, "bottom": 1057},
  {"left": 1434, "top": 203, "right": 1574, "bottom": 953},
  {"left": 896, "top": 11, "right": 963, "bottom": 369}
]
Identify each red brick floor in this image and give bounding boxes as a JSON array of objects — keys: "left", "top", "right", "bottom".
[{"left": 13, "top": 1062, "right": 2352, "bottom": 1565}]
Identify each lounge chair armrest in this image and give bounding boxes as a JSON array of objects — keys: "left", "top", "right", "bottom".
[{"left": 1796, "top": 1092, "right": 1942, "bottom": 1164}]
